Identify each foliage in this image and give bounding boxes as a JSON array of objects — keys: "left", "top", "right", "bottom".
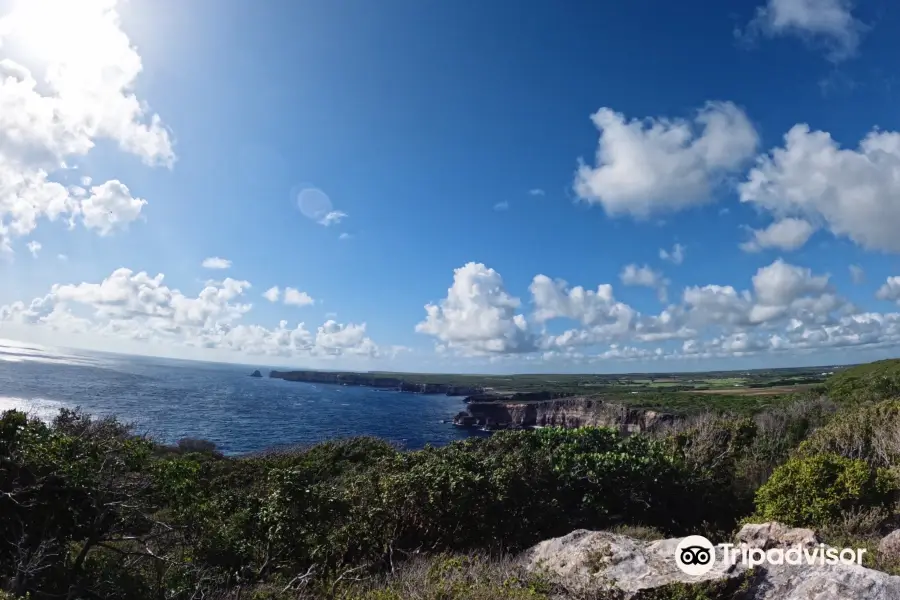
[
  {"left": 826, "top": 359, "right": 900, "bottom": 403},
  {"left": 4, "top": 360, "right": 900, "bottom": 598},
  {"left": 753, "top": 453, "right": 899, "bottom": 529},
  {"left": 797, "top": 400, "right": 900, "bottom": 467}
]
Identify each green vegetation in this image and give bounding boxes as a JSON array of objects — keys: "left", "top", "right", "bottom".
[
  {"left": 753, "top": 453, "right": 899, "bottom": 528},
  {"left": 4, "top": 358, "right": 900, "bottom": 599},
  {"left": 826, "top": 359, "right": 900, "bottom": 403}
]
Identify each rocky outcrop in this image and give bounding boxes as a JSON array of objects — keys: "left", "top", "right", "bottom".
[
  {"left": 523, "top": 523, "right": 900, "bottom": 599},
  {"left": 524, "top": 529, "right": 746, "bottom": 595},
  {"left": 250, "top": 370, "right": 262, "bottom": 378},
  {"left": 878, "top": 529, "right": 900, "bottom": 561},
  {"left": 268, "top": 370, "right": 482, "bottom": 396},
  {"left": 736, "top": 522, "right": 819, "bottom": 550},
  {"left": 454, "top": 397, "right": 675, "bottom": 433}
]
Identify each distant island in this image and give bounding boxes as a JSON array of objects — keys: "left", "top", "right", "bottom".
[{"left": 250, "top": 369, "right": 262, "bottom": 378}]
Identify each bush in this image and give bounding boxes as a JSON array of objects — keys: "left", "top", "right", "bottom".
[
  {"left": 798, "top": 400, "right": 900, "bottom": 467},
  {"left": 753, "top": 453, "right": 899, "bottom": 529}
]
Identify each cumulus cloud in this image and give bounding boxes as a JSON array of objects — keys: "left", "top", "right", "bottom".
[
  {"left": 283, "top": 287, "right": 314, "bottom": 307},
  {"left": 262, "top": 286, "right": 280, "bottom": 303},
  {"left": 417, "top": 258, "right": 886, "bottom": 363},
  {"left": 26, "top": 240, "right": 40, "bottom": 257},
  {"left": 415, "top": 262, "right": 536, "bottom": 355},
  {"left": 0, "top": 0, "right": 172, "bottom": 253},
  {"left": 620, "top": 264, "right": 670, "bottom": 302},
  {"left": 574, "top": 102, "right": 758, "bottom": 218},
  {"left": 202, "top": 257, "right": 232, "bottom": 270},
  {"left": 876, "top": 277, "right": 900, "bottom": 304},
  {"left": 740, "top": 218, "right": 816, "bottom": 252},
  {"left": 740, "top": 125, "right": 900, "bottom": 253},
  {"left": 659, "top": 243, "right": 686, "bottom": 265},
  {"left": 744, "top": 0, "right": 865, "bottom": 62},
  {"left": 0, "top": 268, "right": 380, "bottom": 359}
]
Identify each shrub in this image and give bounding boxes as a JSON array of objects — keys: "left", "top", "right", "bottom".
[
  {"left": 753, "top": 453, "right": 899, "bottom": 529},
  {"left": 798, "top": 400, "right": 900, "bottom": 467}
]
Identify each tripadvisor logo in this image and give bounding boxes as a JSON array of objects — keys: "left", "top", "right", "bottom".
[
  {"left": 674, "top": 534, "right": 868, "bottom": 575},
  {"left": 675, "top": 535, "right": 716, "bottom": 576}
]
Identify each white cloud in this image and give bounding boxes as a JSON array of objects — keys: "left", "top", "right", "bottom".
[
  {"left": 659, "top": 243, "right": 686, "bottom": 265},
  {"left": 415, "top": 262, "right": 535, "bottom": 355},
  {"left": 318, "top": 210, "right": 347, "bottom": 227},
  {"left": 619, "top": 264, "right": 669, "bottom": 302},
  {"left": 740, "top": 125, "right": 900, "bottom": 253},
  {"left": 283, "top": 287, "right": 314, "bottom": 307},
  {"left": 263, "top": 286, "right": 280, "bottom": 303},
  {"left": 849, "top": 264, "right": 865, "bottom": 284},
  {"left": 528, "top": 189, "right": 545, "bottom": 196},
  {"left": 80, "top": 180, "right": 146, "bottom": 235},
  {"left": 749, "top": 258, "right": 831, "bottom": 322},
  {"left": 339, "top": 232, "right": 352, "bottom": 240},
  {"left": 57, "top": 253, "right": 68, "bottom": 261},
  {"left": 740, "top": 218, "right": 816, "bottom": 252},
  {"left": 26, "top": 240, "right": 40, "bottom": 257},
  {"left": 416, "top": 258, "right": 887, "bottom": 363},
  {"left": 201, "top": 257, "right": 232, "bottom": 270},
  {"left": 0, "top": 267, "right": 380, "bottom": 359},
  {"left": 574, "top": 102, "right": 759, "bottom": 218},
  {"left": 876, "top": 277, "right": 900, "bottom": 304},
  {"left": 493, "top": 201, "right": 509, "bottom": 211},
  {"left": 745, "top": 0, "right": 865, "bottom": 62},
  {"left": 0, "top": 0, "right": 172, "bottom": 253}
]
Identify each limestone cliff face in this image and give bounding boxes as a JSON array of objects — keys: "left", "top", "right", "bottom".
[{"left": 455, "top": 397, "right": 674, "bottom": 433}]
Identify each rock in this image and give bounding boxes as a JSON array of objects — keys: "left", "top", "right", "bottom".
[
  {"left": 523, "top": 529, "right": 746, "bottom": 597},
  {"left": 250, "top": 370, "right": 262, "bottom": 378},
  {"left": 737, "top": 521, "right": 819, "bottom": 550},
  {"left": 879, "top": 529, "right": 900, "bottom": 560},
  {"left": 523, "top": 526, "right": 900, "bottom": 600},
  {"left": 753, "top": 562, "right": 900, "bottom": 599}
]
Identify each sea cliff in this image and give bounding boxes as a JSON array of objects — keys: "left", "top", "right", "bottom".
[{"left": 453, "top": 396, "right": 675, "bottom": 433}]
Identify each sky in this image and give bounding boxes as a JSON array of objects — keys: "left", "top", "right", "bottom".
[{"left": 1, "top": 0, "right": 900, "bottom": 373}]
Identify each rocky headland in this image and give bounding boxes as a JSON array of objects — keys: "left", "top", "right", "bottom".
[{"left": 268, "top": 370, "right": 483, "bottom": 396}]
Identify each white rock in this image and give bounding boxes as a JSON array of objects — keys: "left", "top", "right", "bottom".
[
  {"left": 524, "top": 529, "right": 745, "bottom": 597},
  {"left": 737, "top": 522, "right": 819, "bottom": 550}
]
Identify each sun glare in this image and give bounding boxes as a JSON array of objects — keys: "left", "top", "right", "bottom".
[{"left": 5, "top": 0, "right": 118, "bottom": 69}]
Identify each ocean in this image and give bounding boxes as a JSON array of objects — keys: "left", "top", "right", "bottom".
[{"left": 0, "top": 339, "right": 485, "bottom": 455}]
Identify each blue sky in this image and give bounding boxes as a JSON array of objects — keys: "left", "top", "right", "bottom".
[{"left": 2, "top": 0, "right": 900, "bottom": 373}]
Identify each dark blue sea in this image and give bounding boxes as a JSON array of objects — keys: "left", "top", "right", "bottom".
[{"left": 0, "top": 339, "right": 484, "bottom": 455}]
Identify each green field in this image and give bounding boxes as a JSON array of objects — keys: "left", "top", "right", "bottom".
[{"left": 357, "top": 364, "right": 842, "bottom": 415}]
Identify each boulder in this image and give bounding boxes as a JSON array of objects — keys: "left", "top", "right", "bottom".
[
  {"left": 737, "top": 521, "right": 819, "bottom": 550},
  {"left": 523, "top": 529, "right": 746, "bottom": 597},
  {"left": 523, "top": 525, "right": 900, "bottom": 600},
  {"left": 753, "top": 562, "right": 900, "bottom": 599},
  {"left": 879, "top": 529, "right": 900, "bottom": 561}
]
